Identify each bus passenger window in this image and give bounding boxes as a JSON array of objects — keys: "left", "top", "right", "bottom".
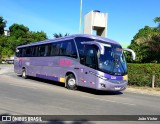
[
  {"left": 32, "top": 46, "right": 39, "bottom": 57},
  {"left": 39, "top": 45, "right": 45, "bottom": 56},
  {"left": 51, "top": 43, "right": 60, "bottom": 56},
  {"left": 70, "top": 41, "right": 78, "bottom": 58},
  {"left": 22, "top": 48, "right": 26, "bottom": 57},
  {"left": 46, "top": 44, "right": 51, "bottom": 56},
  {"left": 60, "top": 42, "right": 68, "bottom": 56},
  {"left": 60, "top": 40, "right": 77, "bottom": 58},
  {"left": 44, "top": 45, "right": 48, "bottom": 56}
]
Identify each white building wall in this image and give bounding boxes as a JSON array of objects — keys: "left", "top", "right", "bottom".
[{"left": 84, "top": 10, "right": 108, "bottom": 37}]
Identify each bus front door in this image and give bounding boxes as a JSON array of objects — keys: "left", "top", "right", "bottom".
[{"left": 81, "top": 45, "right": 97, "bottom": 89}]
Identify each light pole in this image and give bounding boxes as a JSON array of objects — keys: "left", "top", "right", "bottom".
[{"left": 79, "top": 0, "right": 82, "bottom": 34}]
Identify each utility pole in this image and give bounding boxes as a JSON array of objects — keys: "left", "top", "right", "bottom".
[{"left": 79, "top": 0, "right": 83, "bottom": 33}]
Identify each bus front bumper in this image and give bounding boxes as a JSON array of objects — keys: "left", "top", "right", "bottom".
[{"left": 97, "top": 80, "right": 128, "bottom": 91}]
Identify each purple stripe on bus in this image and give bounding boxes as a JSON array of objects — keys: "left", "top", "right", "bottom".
[
  {"left": 104, "top": 74, "right": 123, "bottom": 80},
  {"left": 36, "top": 74, "right": 58, "bottom": 81}
]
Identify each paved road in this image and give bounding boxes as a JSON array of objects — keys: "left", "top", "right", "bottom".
[{"left": 0, "top": 65, "right": 160, "bottom": 124}]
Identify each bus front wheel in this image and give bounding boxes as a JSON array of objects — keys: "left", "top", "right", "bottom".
[
  {"left": 22, "top": 69, "right": 27, "bottom": 79},
  {"left": 66, "top": 74, "right": 77, "bottom": 90}
]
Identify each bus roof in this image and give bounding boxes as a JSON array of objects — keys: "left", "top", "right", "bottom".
[{"left": 17, "top": 34, "right": 120, "bottom": 48}]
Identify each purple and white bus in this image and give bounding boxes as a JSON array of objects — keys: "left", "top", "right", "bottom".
[{"left": 14, "top": 34, "right": 135, "bottom": 91}]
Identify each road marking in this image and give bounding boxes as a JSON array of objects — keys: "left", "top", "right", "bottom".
[{"left": 81, "top": 95, "right": 136, "bottom": 106}]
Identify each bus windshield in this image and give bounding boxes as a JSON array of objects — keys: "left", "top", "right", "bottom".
[{"left": 98, "top": 44, "right": 127, "bottom": 76}]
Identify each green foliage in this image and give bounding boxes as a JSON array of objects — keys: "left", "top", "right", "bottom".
[
  {"left": 0, "top": 17, "right": 47, "bottom": 61},
  {"left": 154, "top": 17, "right": 160, "bottom": 30},
  {"left": 127, "top": 24, "right": 160, "bottom": 63},
  {"left": 0, "top": 16, "right": 7, "bottom": 35},
  {"left": 31, "top": 31, "right": 47, "bottom": 42},
  {"left": 127, "top": 17, "right": 160, "bottom": 63},
  {"left": 9, "top": 23, "right": 29, "bottom": 38},
  {"left": 154, "top": 17, "right": 160, "bottom": 23},
  {"left": 132, "top": 26, "right": 154, "bottom": 42},
  {"left": 128, "top": 63, "right": 160, "bottom": 87}
]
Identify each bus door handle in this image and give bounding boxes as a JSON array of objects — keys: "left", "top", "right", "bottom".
[{"left": 85, "top": 72, "right": 88, "bottom": 74}]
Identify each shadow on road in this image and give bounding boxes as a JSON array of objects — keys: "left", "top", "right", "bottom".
[
  {"left": 17, "top": 75, "right": 65, "bottom": 88},
  {"left": 77, "top": 86, "right": 123, "bottom": 96},
  {"left": 17, "top": 75, "right": 123, "bottom": 96}
]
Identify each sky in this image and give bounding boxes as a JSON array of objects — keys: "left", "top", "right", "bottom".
[{"left": 0, "top": 0, "right": 160, "bottom": 47}]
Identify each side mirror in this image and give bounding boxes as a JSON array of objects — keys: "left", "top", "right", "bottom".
[
  {"left": 16, "top": 49, "right": 19, "bottom": 52},
  {"left": 123, "top": 48, "right": 136, "bottom": 60}
]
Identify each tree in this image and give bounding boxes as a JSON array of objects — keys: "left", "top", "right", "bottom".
[
  {"left": 9, "top": 23, "right": 29, "bottom": 38},
  {"left": 127, "top": 21, "right": 160, "bottom": 63},
  {"left": 0, "top": 16, "right": 7, "bottom": 35},
  {"left": 154, "top": 17, "right": 160, "bottom": 30},
  {"left": 9, "top": 24, "right": 47, "bottom": 48},
  {"left": 0, "top": 20, "right": 48, "bottom": 61},
  {"left": 31, "top": 31, "right": 47, "bottom": 42},
  {"left": 53, "top": 33, "right": 69, "bottom": 38},
  {"left": 0, "top": 35, "right": 13, "bottom": 60}
]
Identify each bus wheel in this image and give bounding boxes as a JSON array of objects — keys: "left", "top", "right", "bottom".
[
  {"left": 22, "top": 69, "right": 27, "bottom": 79},
  {"left": 66, "top": 74, "right": 77, "bottom": 90}
]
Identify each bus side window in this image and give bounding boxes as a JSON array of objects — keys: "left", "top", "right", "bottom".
[
  {"left": 44, "top": 45, "right": 48, "bottom": 56},
  {"left": 51, "top": 43, "right": 60, "bottom": 56},
  {"left": 32, "top": 46, "right": 35, "bottom": 56},
  {"left": 39, "top": 45, "right": 45, "bottom": 56},
  {"left": 84, "top": 45, "right": 97, "bottom": 69},
  {"left": 22, "top": 48, "right": 26, "bottom": 57},
  {"left": 66, "top": 40, "right": 78, "bottom": 58},
  {"left": 60, "top": 41, "right": 68, "bottom": 56},
  {"left": 32, "top": 46, "right": 39, "bottom": 57},
  {"left": 59, "top": 39, "right": 78, "bottom": 58},
  {"left": 26, "top": 47, "right": 32, "bottom": 57},
  {"left": 46, "top": 44, "right": 51, "bottom": 56}
]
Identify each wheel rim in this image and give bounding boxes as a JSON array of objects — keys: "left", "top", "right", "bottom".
[
  {"left": 22, "top": 70, "right": 26, "bottom": 77},
  {"left": 68, "top": 78, "right": 76, "bottom": 87}
]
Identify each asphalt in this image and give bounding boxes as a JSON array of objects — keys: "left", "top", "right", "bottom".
[{"left": 0, "top": 65, "right": 160, "bottom": 124}]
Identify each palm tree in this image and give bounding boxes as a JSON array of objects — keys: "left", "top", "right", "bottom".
[{"left": 53, "top": 33, "right": 69, "bottom": 38}]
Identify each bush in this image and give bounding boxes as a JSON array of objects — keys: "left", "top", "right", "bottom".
[{"left": 128, "top": 63, "right": 160, "bottom": 87}]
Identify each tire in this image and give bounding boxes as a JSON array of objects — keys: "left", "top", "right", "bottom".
[
  {"left": 22, "top": 69, "right": 27, "bottom": 79},
  {"left": 66, "top": 74, "right": 77, "bottom": 90}
]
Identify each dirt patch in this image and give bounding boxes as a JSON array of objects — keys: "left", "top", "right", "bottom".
[
  {"left": 126, "top": 87, "right": 160, "bottom": 96},
  {"left": 0, "top": 65, "right": 14, "bottom": 74}
]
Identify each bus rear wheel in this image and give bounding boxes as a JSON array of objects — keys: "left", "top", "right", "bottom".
[
  {"left": 22, "top": 69, "right": 27, "bottom": 79},
  {"left": 66, "top": 74, "right": 77, "bottom": 90}
]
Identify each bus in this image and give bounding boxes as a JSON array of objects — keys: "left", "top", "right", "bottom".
[{"left": 14, "top": 34, "right": 135, "bottom": 91}]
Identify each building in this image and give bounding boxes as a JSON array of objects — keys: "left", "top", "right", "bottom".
[
  {"left": 84, "top": 10, "right": 108, "bottom": 37},
  {"left": 4, "top": 30, "right": 10, "bottom": 36}
]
